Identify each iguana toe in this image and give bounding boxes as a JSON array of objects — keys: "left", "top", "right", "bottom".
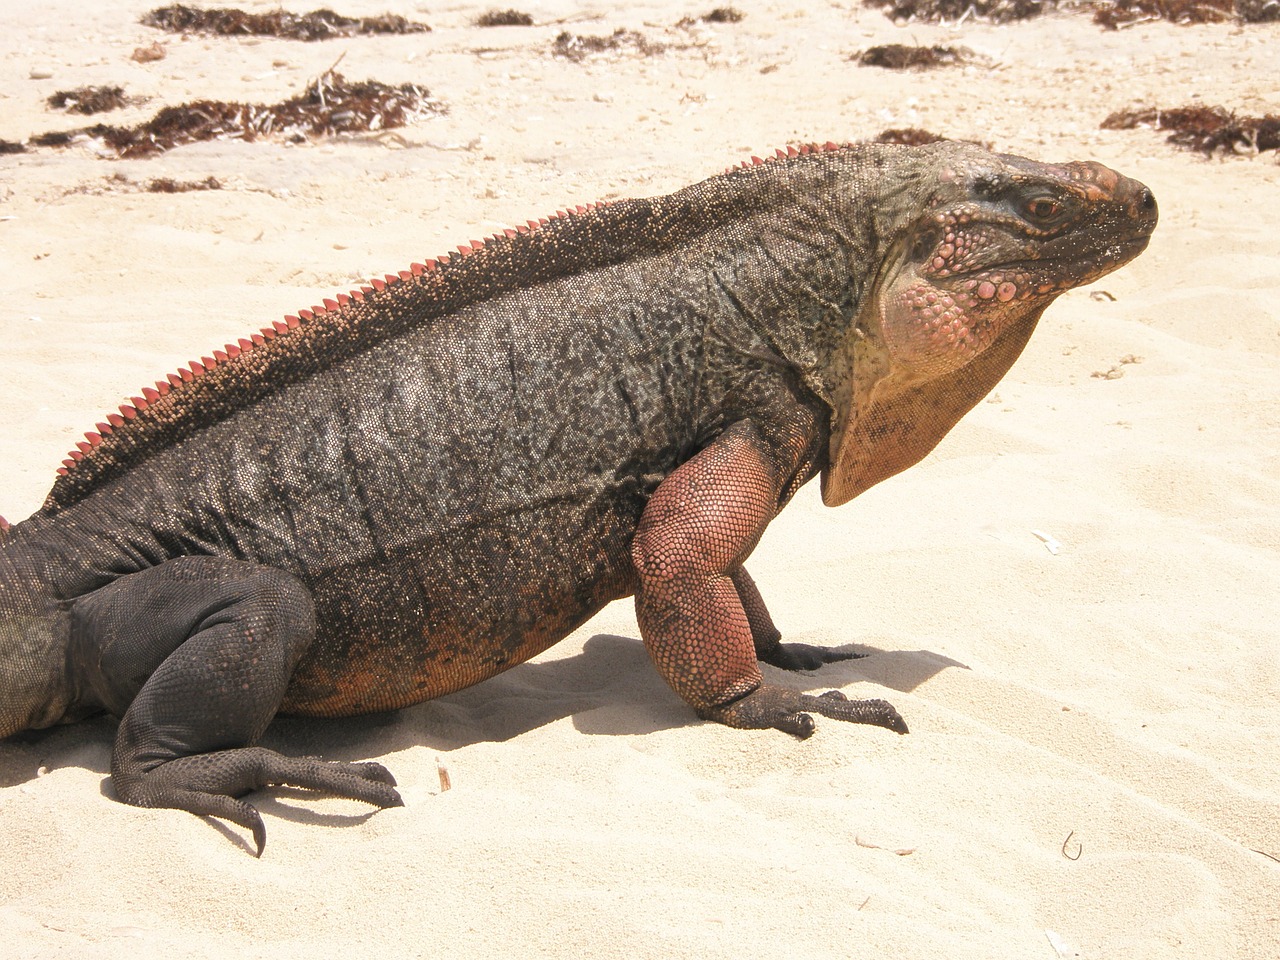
[
  {"left": 760, "top": 641, "right": 866, "bottom": 671},
  {"left": 700, "top": 683, "right": 908, "bottom": 737}
]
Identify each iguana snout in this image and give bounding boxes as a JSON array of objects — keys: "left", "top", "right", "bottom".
[{"left": 877, "top": 153, "right": 1157, "bottom": 378}]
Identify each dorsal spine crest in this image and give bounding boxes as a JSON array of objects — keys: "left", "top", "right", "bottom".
[{"left": 44, "top": 143, "right": 859, "bottom": 512}]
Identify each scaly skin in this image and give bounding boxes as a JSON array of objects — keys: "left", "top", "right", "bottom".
[{"left": 0, "top": 142, "right": 1157, "bottom": 853}]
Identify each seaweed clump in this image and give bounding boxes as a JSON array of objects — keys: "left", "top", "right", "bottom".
[
  {"left": 1091, "top": 0, "right": 1278, "bottom": 25},
  {"left": 1102, "top": 104, "right": 1280, "bottom": 155},
  {"left": 475, "top": 9, "right": 534, "bottom": 26},
  {"left": 47, "top": 86, "right": 133, "bottom": 116},
  {"left": 31, "top": 72, "right": 443, "bottom": 158},
  {"left": 864, "top": 0, "right": 1047, "bottom": 22},
  {"left": 1236, "top": 0, "right": 1280, "bottom": 19},
  {"left": 141, "top": 4, "right": 430, "bottom": 40},
  {"left": 147, "top": 175, "right": 224, "bottom": 192},
  {"left": 854, "top": 44, "right": 973, "bottom": 69},
  {"left": 874, "top": 128, "right": 949, "bottom": 146},
  {"left": 697, "top": 7, "right": 746, "bottom": 21},
  {"left": 677, "top": 7, "right": 746, "bottom": 26},
  {"left": 551, "top": 28, "right": 664, "bottom": 62}
]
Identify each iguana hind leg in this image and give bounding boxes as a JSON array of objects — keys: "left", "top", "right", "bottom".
[{"left": 69, "top": 555, "right": 401, "bottom": 855}]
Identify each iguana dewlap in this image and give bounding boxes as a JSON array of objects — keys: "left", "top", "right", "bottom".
[{"left": 0, "top": 141, "right": 1157, "bottom": 853}]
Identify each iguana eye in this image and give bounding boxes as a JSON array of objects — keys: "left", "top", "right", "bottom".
[{"left": 1025, "top": 197, "right": 1062, "bottom": 221}]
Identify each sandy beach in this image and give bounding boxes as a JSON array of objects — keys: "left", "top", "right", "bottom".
[{"left": 1, "top": 2, "right": 1278, "bottom": 957}]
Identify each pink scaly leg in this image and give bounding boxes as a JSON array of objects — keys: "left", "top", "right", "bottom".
[{"left": 631, "top": 420, "right": 906, "bottom": 738}]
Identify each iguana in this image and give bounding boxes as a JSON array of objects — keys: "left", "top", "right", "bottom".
[{"left": 0, "top": 141, "right": 1157, "bottom": 854}]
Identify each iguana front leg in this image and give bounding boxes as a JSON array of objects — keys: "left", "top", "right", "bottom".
[
  {"left": 69, "top": 556, "right": 402, "bottom": 855},
  {"left": 631, "top": 420, "right": 907, "bottom": 738}
]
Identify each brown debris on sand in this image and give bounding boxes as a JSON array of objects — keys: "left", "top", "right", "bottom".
[
  {"left": 874, "top": 128, "right": 949, "bottom": 146},
  {"left": 677, "top": 7, "right": 746, "bottom": 27},
  {"left": 864, "top": 0, "right": 1048, "bottom": 23},
  {"left": 474, "top": 9, "right": 534, "bottom": 26},
  {"left": 854, "top": 44, "right": 974, "bottom": 69},
  {"left": 132, "top": 41, "right": 168, "bottom": 62},
  {"left": 30, "top": 71, "right": 442, "bottom": 158},
  {"left": 1091, "top": 0, "right": 1278, "bottom": 26},
  {"left": 141, "top": 4, "right": 430, "bottom": 40},
  {"left": 1236, "top": 0, "right": 1280, "bottom": 20},
  {"left": 146, "top": 175, "right": 223, "bottom": 192},
  {"left": 47, "top": 86, "right": 135, "bottom": 116},
  {"left": 701, "top": 7, "right": 746, "bottom": 21},
  {"left": 55, "top": 172, "right": 223, "bottom": 197},
  {"left": 1103, "top": 104, "right": 1280, "bottom": 156},
  {"left": 870, "top": 128, "right": 995, "bottom": 149},
  {"left": 551, "top": 28, "right": 665, "bottom": 62}
]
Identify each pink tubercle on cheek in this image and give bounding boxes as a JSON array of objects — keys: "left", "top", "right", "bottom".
[{"left": 887, "top": 283, "right": 991, "bottom": 375}]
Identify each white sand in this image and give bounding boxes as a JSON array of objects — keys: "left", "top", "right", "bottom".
[{"left": 1, "top": 2, "right": 1278, "bottom": 958}]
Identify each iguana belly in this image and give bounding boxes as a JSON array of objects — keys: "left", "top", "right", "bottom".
[{"left": 278, "top": 534, "right": 637, "bottom": 717}]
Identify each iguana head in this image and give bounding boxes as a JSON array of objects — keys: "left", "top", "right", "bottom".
[
  {"left": 874, "top": 150, "right": 1158, "bottom": 378},
  {"left": 821, "top": 145, "right": 1158, "bottom": 506}
]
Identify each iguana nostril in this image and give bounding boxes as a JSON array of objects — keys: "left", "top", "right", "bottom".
[{"left": 1139, "top": 188, "right": 1156, "bottom": 211}]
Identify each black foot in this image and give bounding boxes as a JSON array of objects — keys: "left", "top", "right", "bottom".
[
  {"left": 700, "top": 684, "right": 908, "bottom": 738},
  {"left": 759, "top": 641, "right": 866, "bottom": 671},
  {"left": 113, "top": 747, "right": 403, "bottom": 856}
]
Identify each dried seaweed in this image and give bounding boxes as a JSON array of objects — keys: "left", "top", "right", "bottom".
[
  {"left": 475, "top": 9, "right": 533, "bottom": 26},
  {"left": 141, "top": 4, "right": 430, "bottom": 41},
  {"left": 29, "top": 130, "right": 87, "bottom": 148},
  {"left": 0, "top": 139, "right": 27, "bottom": 154},
  {"left": 864, "top": 0, "right": 1048, "bottom": 22},
  {"left": 874, "top": 128, "right": 950, "bottom": 146},
  {"left": 871, "top": 128, "right": 994, "bottom": 149},
  {"left": 1091, "top": 0, "right": 1230, "bottom": 26},
  {"left": 1091, "top": 0, "right": 1278, "bottom": 25},
  {"left": 32, "top": 72, "right": 442, "bottom": 158},
  {"left": 1102, "top": 104, "right": 1280, "bottom": 155},
  {"left": 47, "top": 86, "right": 134, "bottom": 116},
  {"left": 551, "top": 28, "right": 664, "bottom": 62},
  {"left": 1237, "top": 0, "right": 1280, "bottom": 20},
  {"left": 854, "top": 44, "right": 973, "bottom": 69},
  {"left": 147, "top": 175, "right": 223, "bottom": 192},
  {"left": 677, "top": 7, "right": 746, "bottom": 26}
]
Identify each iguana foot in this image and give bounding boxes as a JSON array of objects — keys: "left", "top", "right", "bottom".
[
  {"left": 699, "top": 684, "right": 908, "bottom": 738},
  {"left": 113, "top": 747, "right": 403, "bottom": 856},
  {"left": 759, "top": 641, "right": 865, "bottom": 671}
]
